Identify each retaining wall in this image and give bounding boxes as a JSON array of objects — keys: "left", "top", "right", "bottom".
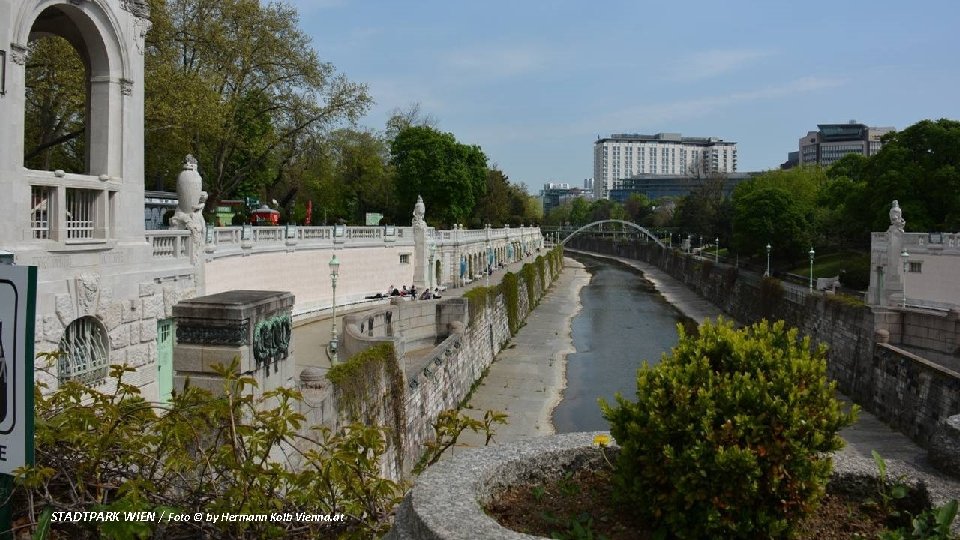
[
  {"left": 299, "top": 249, "right": 563, "bottom": 479},
  {"left": 566, "top": 237, "right": 960, "bottom": 451}
]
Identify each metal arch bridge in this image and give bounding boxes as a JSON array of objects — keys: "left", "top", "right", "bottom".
[{"left": 552, "top": 220, "right": 666, "bottom": 249}]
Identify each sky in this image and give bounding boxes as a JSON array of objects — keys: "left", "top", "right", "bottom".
[{"left": 289, "top": 0, "right": 960, "bottom": 193}]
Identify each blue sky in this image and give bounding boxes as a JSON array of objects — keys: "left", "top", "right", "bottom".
[{"left": 290, "top": 1, "right": 960, "bottom": 192}]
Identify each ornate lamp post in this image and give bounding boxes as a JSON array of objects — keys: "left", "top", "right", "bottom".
[
  {"left": 429, "top": 242, "right": 437, "bottom": 291},
  {"left": 715, "top": 237, "right": 719, "bottom": 263},
  {"left": 901, "top": 248, "right": 909, "bottom": 308},
  {"left": 765, "top": 243, "right": 771, "bottom": 277},
  {"left": 328, "top": 253, "right": 340, "bottom": 364},
  {"left": 808, "top": 247, "right": 815, "bottom": 292}
]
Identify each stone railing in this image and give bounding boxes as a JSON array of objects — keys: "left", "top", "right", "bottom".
[
  {"left": 203, "top": 224, "right": 542, "bottom": 259},
  {"left": 146, "top": 230, "right": 192, "bottom": 259}
]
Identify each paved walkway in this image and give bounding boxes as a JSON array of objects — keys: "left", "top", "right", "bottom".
[{"left": 447, "top": 248, "right": 960, "bottom": 505}]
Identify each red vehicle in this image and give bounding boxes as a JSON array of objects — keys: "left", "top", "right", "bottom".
[{"left": 250, "top": 205, "right": 280, "bottom": 226}]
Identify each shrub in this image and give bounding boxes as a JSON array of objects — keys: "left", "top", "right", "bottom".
[
  {"left": 14, "top": 358, "right": 403, "bottom": 539},
  {"left": 601, "top": 318, "right": 856, "bottom": 539}
]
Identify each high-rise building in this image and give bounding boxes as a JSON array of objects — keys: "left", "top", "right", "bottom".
[
  {"left": 798, "top": 122, "right": 894, "bottom": 168},
  {"left": 593, "top": 133, "right": 737, "bottom": 199}
]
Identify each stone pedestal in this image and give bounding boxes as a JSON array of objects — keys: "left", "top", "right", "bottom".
[{"left": 172, "top": 290, "right": 294, "bottom": 396}]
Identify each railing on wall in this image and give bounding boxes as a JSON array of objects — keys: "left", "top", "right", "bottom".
[
  {"left": 146, "top": 230, "right": 192, "bottom": 259},
  {"left": 200, "top": 225, "right": 544, "bottom": 259}
]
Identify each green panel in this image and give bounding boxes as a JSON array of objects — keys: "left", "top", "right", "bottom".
[{"left": 156, "top": 319, "right": 173, "bottom": 403}]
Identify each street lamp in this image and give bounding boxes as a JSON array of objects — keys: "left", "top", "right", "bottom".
[
  {"left": 429, "top": 242, "right": 437, "bottom": 291},
  {"left": 715, "top": 237, "right": 719, "bottom": 263},
  {"left": 808, "top": 247, "right": 815, "bottom": 291},
  {"left": 765, "top": 244, "right": 771, "bottom": 277},
  {"left": 328, "top": 253, "right": 340, "bottom": 364},
  {"left": 901, "top": 248, "right": 909, "bottom": 308}
]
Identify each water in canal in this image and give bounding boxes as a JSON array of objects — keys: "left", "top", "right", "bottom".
[{"left": 551, "top": 254, "right": 689, "bottom": 433}]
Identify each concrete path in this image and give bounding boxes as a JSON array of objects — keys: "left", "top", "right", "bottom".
[{"left": 443, "top": 258, "right": 590, "bottom": 456}]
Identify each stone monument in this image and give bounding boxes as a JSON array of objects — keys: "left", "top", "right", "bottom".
[{"left": 412, "top": 196, "right": 430, "bottom": 292}]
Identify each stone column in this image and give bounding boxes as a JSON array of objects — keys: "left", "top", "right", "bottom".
[
  {"left": 883, "top": 200, "right": 907, "bottom": 307},
  {"left": 412, "top": 196, "right": 429, "bottom": 292},
  {"left": 172, "top": 290, "right": 295, "bottom": 397}
]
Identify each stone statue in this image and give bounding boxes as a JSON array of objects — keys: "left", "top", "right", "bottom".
[
  {"left": 170, "top": 155, "right": 208, "bottom": 266},
  {"left": 413, "top": 195, "right": 426, "bottom": 230},
  {"left": 889, "top": 200, "right": 906, "bottom": 232}
]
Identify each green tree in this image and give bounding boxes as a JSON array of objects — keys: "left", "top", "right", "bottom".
[
  {"left": 23, "top": 36, "right": 86, "bottom": 173},
  {"left": 144, "top": 0, "right": 371, "bottom": 210},
  {"left": 857, "top": 119, "right": 960, "bottom": 231},
  {"left": 472, "top": 168, "right": 512, "bottom": 227},
  {"left": 623, "top": 193, "right": 652, "bottom": 224},
  {"left": 390, "top": 126, "right": 488, "bottom": 226},
  {"left": 672, "top": 174, "right": 729, "bottom": 240},
  {"left": 732, "top": 185, "right": 810, "bottom": 262},
  {"left": 568, "top": 197, "right": 591, "bottom": 226}
]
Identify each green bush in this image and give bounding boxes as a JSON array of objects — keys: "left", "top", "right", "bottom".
[
  {"left": 601, "top": 318, "right": 856, "bottom": 539},
  {"left": 14, "top": 358, "right": 403, "bottom": 539}
]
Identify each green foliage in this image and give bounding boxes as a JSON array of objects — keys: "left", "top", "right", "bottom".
[
  {"left": 413, "top": 409, "right": 508, "bottom": 474},
  {"left": 732, "top": 185, "right": 811, "bottom": 261},
  {"left": 881, "top": 500, "right": 959, "bottom": 540},
  {"left": 522, "top": 263, "right": 538, "bottom": 307},
  {"left": 23, "top": 36, "right": 86, "bottom": 173},
  {"left": 145, "top": 0, "right": 371, "bottom": 207},
  {"left": 463, "top": 286, "right": 491, "bottom": 328},
  {"left": 390, "top": 125, "right": 488, "bottom": 226},
  {"left": 501, "top": 272, "right": 521, "bottom": 334},
  {"left": 601, "top": 318, "right": 856, "bottom": 539},
  {"left": 14, "top": 359, "right": 404, "bottom": 538}
]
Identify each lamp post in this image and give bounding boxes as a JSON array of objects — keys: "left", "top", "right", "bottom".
[
  {"left": 328, "top": 253, "right": 340, "bottom": 364},
  {"left": 765, "top": 243, "right": 771, "bottom": 277},
  {"left": 808, "top": 247, "right": 815, "bottom": 292},
  {"left": 429, "top": 242, "right": 437, "bottom": 291},
  {"left": 715, "top": 237, "right": 719, "bottom": 263},
  {"left": 901, "top": 248, "right": 909, "bottom": 308}
]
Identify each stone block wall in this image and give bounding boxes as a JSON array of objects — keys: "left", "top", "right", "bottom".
[
  {"left": 34, "top": 272, "right": 197, "bottom": 400},
  {"left": 566, "top": 237, "right": 960, "bottom": 452},
  {"left": 301, "top": 250, "right": 561, "bottom": 479}
]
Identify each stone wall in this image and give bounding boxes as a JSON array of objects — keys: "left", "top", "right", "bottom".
[
  {"left": 299, "top": 249, "right": 562, "bottom": 479},
  {"left": 566, "top": 237, "right": 960, "bottom": 452}
]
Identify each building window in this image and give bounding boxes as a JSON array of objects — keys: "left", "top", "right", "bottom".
[
  {"left": 66, "top": 188, "right": 98, "bottom": 240},
  {"left": 31, "top": 185, "right": 51, "bottom": 239},
  {"left": 400, "top": 253, "right": 411, "bottom": 264},
  {"left": 58, "top": 316, "right": 110, "bottom": 385},
  {"left": 908, "top": 261, "right": 922, "bottom": 273}
]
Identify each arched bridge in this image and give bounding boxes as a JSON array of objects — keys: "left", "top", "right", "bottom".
[{"left": 553, "top": 220, "right": 666, "bottom": 248}]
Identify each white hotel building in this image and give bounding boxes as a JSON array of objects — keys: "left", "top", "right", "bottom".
[{"left": 593, "top": 133, "right": 737, "bottom": 199}]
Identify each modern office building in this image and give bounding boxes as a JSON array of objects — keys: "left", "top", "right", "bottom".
[
  {"left": 798, "top": 122, "right": 894, "bottom": 167},
  {"left": 593, "top": 133, "right": 737, "bottom": 199},
  {"left": 608, "top": 172, "right": 755, "bottom": 203},
  {"left": 540, "top": 183, "right": 594, "bottom": 215}
]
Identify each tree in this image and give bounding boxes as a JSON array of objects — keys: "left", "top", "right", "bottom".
[
  {"left": 732, "top": 185, "right": 811, "bottom": 262},
  {"left": 857, "top": 119, "right": 960, "bottom": 231},
  {"left": 144, "top": 0, "right": 371, "bottom": 211},
  {"left": 390, "top": 126, "right": 487, "bottom": 226},
  {"left": 623, "top": 193, "right": 652, "bottom": 224},
  {"left": 472, "top": 168, "right": 512, "bottom": 227},
  {"left": 23, "top": 36, "right": 86, "bottom": 173},
  {"left": 568, "top": 197, "right": 591, "bottom": 226},
  {"left": 672, "top": 174, "right": 731, "bottom": 242}
]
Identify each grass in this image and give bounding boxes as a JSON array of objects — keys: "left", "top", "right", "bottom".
[{"left": 786, "top": 250, "right": 871, "bottom": 289}]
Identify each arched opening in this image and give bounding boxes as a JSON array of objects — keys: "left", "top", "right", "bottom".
[
  {"left": 58, "top": 315, "right": 110, "bottom": 386},
  {"left": 23, "top": 33, "right": 86, "bottom": 173},
  {"left": 20, "top": 3, "right": 123, "bottom": 243}
]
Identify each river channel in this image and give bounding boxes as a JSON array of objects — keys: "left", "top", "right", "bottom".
[{"left": 551, "top": 254, "right": 689, "bottom": 433}]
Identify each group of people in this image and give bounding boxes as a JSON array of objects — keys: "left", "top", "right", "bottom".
[{"left": 366, "top": 284, "right": 442, "bottom": 301}]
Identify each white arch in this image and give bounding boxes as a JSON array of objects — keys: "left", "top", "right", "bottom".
[{"left": 559, "top": 220, "right": 666, "bottom": 248}]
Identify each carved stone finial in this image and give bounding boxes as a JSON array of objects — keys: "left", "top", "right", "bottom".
[
  {"left": 183, "top": 154, "right": 198, "bottom": 171},
  {"left": 889, "top": 199, "right": 906, "bottom": 231},
  {"left": 413, "top": 195, "right": 426, "bottom": 228}
]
